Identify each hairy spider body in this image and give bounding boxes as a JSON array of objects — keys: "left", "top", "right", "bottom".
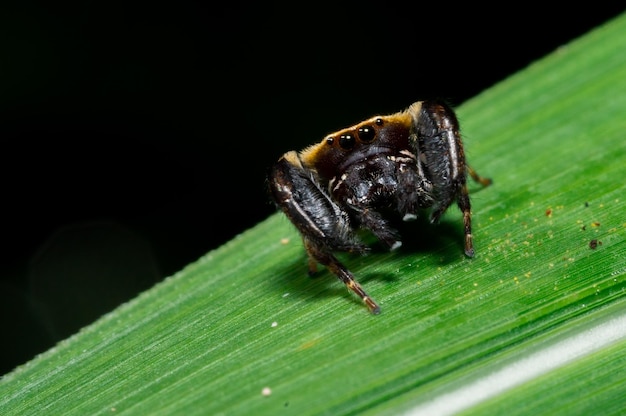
[{"left": 269, "top": 100, "right": 491, "bottom": 314}]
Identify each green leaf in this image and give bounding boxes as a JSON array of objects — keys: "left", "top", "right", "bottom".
[{"left": 2, "top": 12, "right": 626, "bottom": 416}]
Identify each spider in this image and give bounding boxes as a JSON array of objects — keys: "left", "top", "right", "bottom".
[{"left": 268, "top": 100, "right": 491, "bottom": 314}]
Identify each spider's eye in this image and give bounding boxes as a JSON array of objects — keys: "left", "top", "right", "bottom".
[
  {"left": 375, "top": 118, "right": 384, "bottom": 126},
  {"left": 357, "top": 125, "right": 376, "bottom": 143},
  {"left": 339, "top": 134, "right": 355, "bottom": 149}
]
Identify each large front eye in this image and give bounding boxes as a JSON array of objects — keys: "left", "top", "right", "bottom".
[
  {"left": 339, "top": 134, "right": 355, "bottom": 149},
  {"left": 357, "top": 125, "right": 376, "bottom": 142}
]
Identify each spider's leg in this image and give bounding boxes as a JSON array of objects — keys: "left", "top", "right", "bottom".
[{"left": 269, "top": 152, "right": 379, "bottom": 313}]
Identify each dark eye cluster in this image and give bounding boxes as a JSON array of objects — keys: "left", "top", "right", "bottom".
[{"left": 328, "top": 118, "right": 384, "bottom": 150}]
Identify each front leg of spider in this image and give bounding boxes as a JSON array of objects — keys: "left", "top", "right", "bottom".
[
  {"left": 413, "top": 101, "right": 493, "bottom": 258},
  {"left": 269, "top": 151, "right": 381, "bottom": 314}
]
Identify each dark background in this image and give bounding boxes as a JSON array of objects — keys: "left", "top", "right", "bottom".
[{"left": 1, "top": 1, "right": 624, "bottom": 375}]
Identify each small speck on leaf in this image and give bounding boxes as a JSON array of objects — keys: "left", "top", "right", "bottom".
[{"left": 589, "top": 239, "right": 602, "bottom": 249}]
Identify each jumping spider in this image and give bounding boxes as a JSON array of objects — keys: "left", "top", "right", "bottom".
[{"left": 268, "top": 100, "right": 491, "bottom": 314}]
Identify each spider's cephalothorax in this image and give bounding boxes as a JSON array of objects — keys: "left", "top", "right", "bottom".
[{"left": 268, "top": 100, "right": 491, "bottom": 314}]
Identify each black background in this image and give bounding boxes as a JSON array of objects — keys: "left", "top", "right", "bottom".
[{"left": 1, "top": 1, "right": 624, "bottom": 375}]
